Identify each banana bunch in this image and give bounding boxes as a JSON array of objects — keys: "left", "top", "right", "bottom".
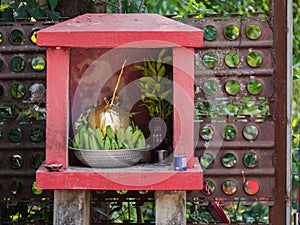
[{"left": 72, "top": 125, "right": 146, "bottom": 150}]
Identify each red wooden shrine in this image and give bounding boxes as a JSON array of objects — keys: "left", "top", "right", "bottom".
[{"left": 36, "top": 13, "right": 204, "bottom": 190}]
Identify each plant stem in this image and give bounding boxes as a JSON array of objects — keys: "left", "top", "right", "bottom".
[
  {"left": 110, "top": 59, "right": 126, "bottom": 107},
  {"left": 234, "top": 197, "right": 241, "bottom": 221},
  {"left": 159, "top": 99, "right": 162, "bottom": 119},
  {"left": 117, "top": 0, "right": 122, "bottom": 13},
  {"left": 138, "top": 0, "right": 145, "bottom": 12}
]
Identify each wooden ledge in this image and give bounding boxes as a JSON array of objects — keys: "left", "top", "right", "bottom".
[{"left": 36, "top": 158, "right": 203, "bottom": 190}]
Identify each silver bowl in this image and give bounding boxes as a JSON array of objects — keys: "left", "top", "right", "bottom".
[{"left": 70, "top": 145, "right": 151, "bottom": 168}]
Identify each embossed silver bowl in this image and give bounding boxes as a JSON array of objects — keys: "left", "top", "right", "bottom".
[{"left": 70, "top": 145, "right": 151, "bottom": 168}]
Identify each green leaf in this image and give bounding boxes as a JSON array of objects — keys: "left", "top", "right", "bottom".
[
  {"left": 156, "top": 60, "right": 162, "bottom": 71},
  {"left": 159, "top": 89, "right": 172, "bottom": 99},
  {"left": 139, "top": 77, "right": 157, "bottom": 90},
  {"left": 0, "top": 4, "right": 10, "bottom": 11},
  {"left": 145, "top": 93, "right": 159, "bottom": 101},
  {"left": 48, "top": 0, "right": 58, "bottom": 12},
  {"left": 293, "top": 72, "right": 300, "bottom": 80},
  {"left": 14, "top": 3, "right": 26, "bottom": 18},
  {"left": 30, "top": 7, "right": 46, "bottom": 19},
  {"left": 162, "top": 56, "right": 172, "bottom": 64},
  {"left": 154, "top": 83, "right": 161, "bottom": 92},
  {"left": 147, "top": 60, "right": 157, "bottom": 76},
  {"left": 134, "top": 65, "right": 145, "bottom": 71},
  {"left": 157, "top": 65, "right": 166, "bottom": 77},
  {"left": 158, "top": 48, "right": 167, "bottom": 60}
]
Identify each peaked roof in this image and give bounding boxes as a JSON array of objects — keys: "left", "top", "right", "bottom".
[{"left": 37, "top": 13, "right": 203, "bottom": 48}]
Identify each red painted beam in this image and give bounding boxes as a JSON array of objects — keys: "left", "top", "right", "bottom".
[
  {"left": 36, "top": 159, "right": 203, "bottom": 190},
  {"left": 45, "top": 47, "right": 69, "bottom": 168},
  {"left": 37, "top": 14, "right": 203, "bottom": 48},
  {"left": 173, "top": 47, "right": 195, "bottom": 168}
]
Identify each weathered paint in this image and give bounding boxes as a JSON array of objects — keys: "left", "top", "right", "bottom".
[
  {"left": 37, "top": 13, "right": 203, "bottom": 191},
  {"left": 45, "top": 47, "right": 69, "bottom": 168},
  {"left": 173, "top": 47, "right": 195, "bottom": 168},
  {"left": 269, "top": 0, "right": 289, "bottom": 224},
  {"left": 155, "top": 191, "right": 186, "bottom": 225},
  {"left": 54, "top": 190, "right": 90, "bottom": 225},
  {"left": 36, "top": 158, "right": 203, "bottom": 190},
  {"left": 37, "top": 14, "right": 203, "bottom": 48}
]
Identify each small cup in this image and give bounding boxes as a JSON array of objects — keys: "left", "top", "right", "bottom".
[
  {"left": 44, "top": 163, "right": 63, "bottom": 172},
  {"left": 154, "top": 149, "right": 168, "bottom": 164}
]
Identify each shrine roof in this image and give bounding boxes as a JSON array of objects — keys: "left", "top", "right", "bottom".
[{"left": 37, "top": 13, "right": 203, "bottom": 48}]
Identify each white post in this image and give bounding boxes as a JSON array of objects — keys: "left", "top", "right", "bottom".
[
  {"left": 54, "top": 190, "right": 91, "bottom": 225},
  {"left": 155, "top": 191, "right": 186, "bottom": 225}
]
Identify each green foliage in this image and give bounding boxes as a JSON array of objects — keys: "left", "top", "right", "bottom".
[
  {"left": 144, "top": 0, "right": 188, "bottom": 16},
  {"left": 292, "top": 147, "right": 300, "bottom": 210},
  {"left": 195, "top": 97, "right": 270, "bottom": 118},
  {"left": 225, "top": 202, "right": 269, "bottom": 223},
  {"left": 107, "top": 0, "right": 144, "bottom": 13},
  {"left": 195, "top": 0, "right": 269, "bottom": 16},
  {"left": 104, "top": 0, "right": 270, "bottom": 16},
  {"left": 104, "top": 0, "right": 187, "bottom": 14},
  {"left": 0, "top": 0, "right": 60, "bottom": 21},
  {"left": 0, "top": 104, "right": 46, "bottom": 121},
  {"left": 102, "top": 0, "right": 250, "bottom": 15},
  {"left": 48, "top": 0, "right": 58, "bottom": 12},
  {"left": 136, "top": 49, "right": 173, "bottom": 119},
  {"left": 92, "top": 198, "right": 155, "bottom": 223},
  {"left": 186, "top": 201, "right": 269, "bottom": 223},
  {"left": 0, "top": 198, "right": 52, "bottom": 221},
  {"left": 293, "top": 0, "right": 300, "bottom": 61}
]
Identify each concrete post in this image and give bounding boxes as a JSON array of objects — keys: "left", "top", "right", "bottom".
[
  {"left": 155, "top": 191, "right": 186, "bottom": 225},
  {"left": 54, "top": 190, "right": 91, "bottom": 225}
]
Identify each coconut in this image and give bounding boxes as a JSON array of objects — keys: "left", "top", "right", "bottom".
[
  {"left": 88, "top": 59, "right": 129, "bottom": 136},
  {"left": 88, "top": 99, "right": 130, "bottom": 136}
]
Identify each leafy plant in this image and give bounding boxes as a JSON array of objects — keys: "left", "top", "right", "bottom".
[
  {"left": 0, "top": 0, "right": 60, "bottom": 21},
  {"left": 0, "top": 104, "right": 46, "bottom": 121},
  {"left": 195, "top": 97, "right": 270, "bottom": 118},
  {"left": 135, "top": 49, "right": 173, "bottom": 119},
  {"left": 0, "top": 198, "right": 52, "bottom": 221}
]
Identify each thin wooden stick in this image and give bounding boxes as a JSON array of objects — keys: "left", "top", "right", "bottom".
[
  {"left": 110, "top": 59, "right": 127, "bottom": 106},
  {"left": 138, "top": 0, "right": 145, "bottom": 13},
  {"left": 118, "top": 0, "right": 122, "bottom": 13}
]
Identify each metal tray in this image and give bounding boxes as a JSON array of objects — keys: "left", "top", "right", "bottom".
[{"left": 70, "top": 145, "right": 151, "bottom": 168}]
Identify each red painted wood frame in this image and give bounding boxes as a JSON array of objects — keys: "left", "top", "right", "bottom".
[{"left": 36, "top": 14, "right": 204, "bottom": 190}]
